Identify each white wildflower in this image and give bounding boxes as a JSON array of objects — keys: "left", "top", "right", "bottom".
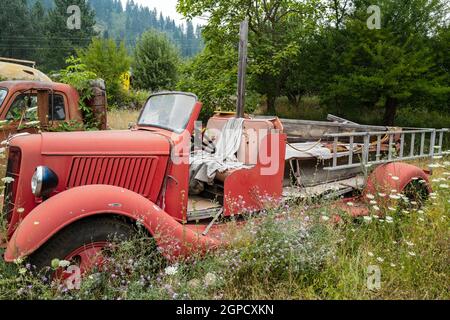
[
  {"left": 439, "top": 184, "right": 449, "bottom": 189},
  {"left": 408, "top": 251, "right": 416, "bottom": 257},
  {"left": 164, "top": 265, "right": 179, "bottom": 276},
  {"left": 376, "top": 257, "right": 384, "bottom": 263},
  {"left": 366, "top": 194, "right": 375, "bottom": 200},
  {"left": 347, "top": 202, "right": 354, "bottom": 207},
  {"left": 363, "top": 216, "right": 372, "bottom": 222},
  {"left": 372, "top": 205, "right": 380, "bottom": 211},
  {"left": 368, "top": 252, "right": 374, "bottom": 257},
  {"left": 204, "top": 273, "right": 217, "bottom": 287},
  {"left": 58, "top": 260, "right": 71, "bottom": 268},
  {"left": 1, "top": 177, "right": 14, "bottom": 184}
]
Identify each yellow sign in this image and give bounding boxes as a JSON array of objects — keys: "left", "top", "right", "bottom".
[{"left": 120, "top": 72, "right": 131, "bottom": 91}]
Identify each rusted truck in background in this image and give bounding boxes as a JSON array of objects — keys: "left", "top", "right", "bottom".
[
  {"left": 1, "top": 91, "right": 447, "bottom": 275},
  {"left": 0, "top": 58, "right": 107, "bottom": 139}
]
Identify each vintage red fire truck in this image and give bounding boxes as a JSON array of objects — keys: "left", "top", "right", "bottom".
[{"left": 1, "top": 91, "right": 447, "bottom": 273}]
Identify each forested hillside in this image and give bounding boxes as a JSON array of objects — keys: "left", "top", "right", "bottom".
[{"left": 0, "top": 0, "right": 202, "bottom": 72}]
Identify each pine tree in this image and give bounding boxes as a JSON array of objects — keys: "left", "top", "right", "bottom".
[
  {"left": 0, "top": 0, "right": 33, "bottom": 60},
  {"left": 42, "top": 0, "right": 97, "bottom": 72}
]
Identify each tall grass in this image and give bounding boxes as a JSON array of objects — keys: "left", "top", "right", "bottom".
[
  {"left": 107, "top": 110, "right": 141, "bottom": 130},
  {"left": 1, "top": 158, "right": 448, "bottom": 300}
]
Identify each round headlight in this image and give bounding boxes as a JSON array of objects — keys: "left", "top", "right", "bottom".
[{"left": 31, "top": 166, "right": 58, "bottom": 198}]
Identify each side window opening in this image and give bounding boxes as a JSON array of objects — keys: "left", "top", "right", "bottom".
[
  {"left": 49, "top": 94, "right": 66, "bottom": 121},
  {"left": 6, "top": 94, "right": 38, "bottom": 121}
]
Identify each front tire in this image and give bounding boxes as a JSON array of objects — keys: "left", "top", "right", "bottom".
[{"left": 29, "top": 216, "right": 135, "bottom": 273}]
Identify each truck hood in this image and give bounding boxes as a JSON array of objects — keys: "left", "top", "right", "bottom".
[{"left": 39, "top": 130, "right": 171, "bottom": 156}]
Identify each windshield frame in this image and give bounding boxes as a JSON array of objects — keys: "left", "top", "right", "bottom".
[
  {"left": 0, "top": 87, "right": 8, "bottom": 109},
  {"left": 137, "top": 91, "right": 198, "bottom": 134}
]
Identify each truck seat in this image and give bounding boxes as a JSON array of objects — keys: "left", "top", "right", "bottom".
[{"left": 205, "top": 117, "right": 275, "bottom": 182}]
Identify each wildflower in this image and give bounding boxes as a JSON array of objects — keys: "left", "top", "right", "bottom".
[
  {"left": 19, "top": 268, "right": 27, "bottom": 275},
  {"left": 428, "top": 163, "right": 441, "bottom": 168},
  {"left": 376, "top": 257, "right": 384, "bottom": 263},
  {"left": 439, "top": 184, "right": 449, "bottom": 189},
  {"left": 204, "top": 273, "right": 217, "bottom": 287},
  {"left": 321, "top": 216, "right": 330, "bottom": 222},
  {"left": 405, "top": 241, "right": 414, "bottom": 247},
  {"left": 58, "top": 260, "right": 71, "bottom": 268},
  {"left": 388, "top": 207, "right": 396, "bottom": 211},
  {"left": 368, "top": 252, "right": 374, "bottom": 257},
  {"left": 386, "top": 216, "right": 394, "bottom": 223},
  {"left": 363, "top": 216, "right": 372, "bottom": 222},
  {"left": 347, "top": 202, "right": 354, "bottom": 207},
  {"left": 389, "top": 194, "right": 401, "bottom": 200},
  {"left": 408, "top": 251, "right": 416, "bottom": 257},
  {"left": 1, "top": 177, "right": 14, "bottom": 184},
  {"left": 370, "top": 200, "right": 377, "bottom": 205},
  {"left": 418, "top": 217, "right": 425, "bottom": 222},
  {"left": 188, "top": 279, "right": 201, "bottom": 289},
  {"left": 372, "top": 205, "right": 380, "bottom": 211},
  {"left": 378, "top": 193, "right": 387, "bottom": 197},
  {"left": 417, "top": 210, "right": 424, "bottom": 214},
  {"left": 366, "top": 194, "right": 375, "bottom": 200},
  {"left": 164, "top": 265, "right": 178, "bottom": 276},
  {"left": 390, "top": 263, "right": 396, "bottom": 267}
]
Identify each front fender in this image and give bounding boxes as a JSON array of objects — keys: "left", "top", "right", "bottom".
[{"left": 4, "top": 185, "right": 219, "bottom": 262}]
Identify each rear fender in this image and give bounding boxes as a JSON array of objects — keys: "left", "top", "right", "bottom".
[
  {"left": 4, "top": 185, "right": 219, "bottom": 262},
  {"left": 365, "top": 162, "right": 432, "bottom": 197}
]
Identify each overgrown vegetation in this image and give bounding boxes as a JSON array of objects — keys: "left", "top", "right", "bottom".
[
  {"left": 1, "top": 158, "right": 448, "bottom": 300},
  {"left": 133, "top": 30, "right": 181, "bottom": 92},
  {"left": 77, "top": 38, "right": 131, "bottom": 107}
]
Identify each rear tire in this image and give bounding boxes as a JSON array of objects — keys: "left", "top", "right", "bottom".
[{"left": 29, "top": 216, "right": 135, "bottom": 273}]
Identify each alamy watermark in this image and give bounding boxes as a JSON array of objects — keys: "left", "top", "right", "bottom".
[
  {"left": 67, "top": 5, "right": 81, "bottom": 30},
  {"left": 367, "top": 5, "right": 381, "bottom": 30},
  {"left": 367, "top": 265, "right": 381, "bottom": 291}
]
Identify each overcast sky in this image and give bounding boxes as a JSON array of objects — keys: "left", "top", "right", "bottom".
[{"left": 121, "top": 0, "right": 205, "bottom": 25}]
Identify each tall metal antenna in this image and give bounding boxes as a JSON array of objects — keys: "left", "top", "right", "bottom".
[{"left": 236, "top": 18, "right": 249, "bottom": 118}]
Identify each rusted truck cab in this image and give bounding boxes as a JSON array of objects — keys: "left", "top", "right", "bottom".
[{"left": 0, "top": 81, "right": 107, "bottom": 140}]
